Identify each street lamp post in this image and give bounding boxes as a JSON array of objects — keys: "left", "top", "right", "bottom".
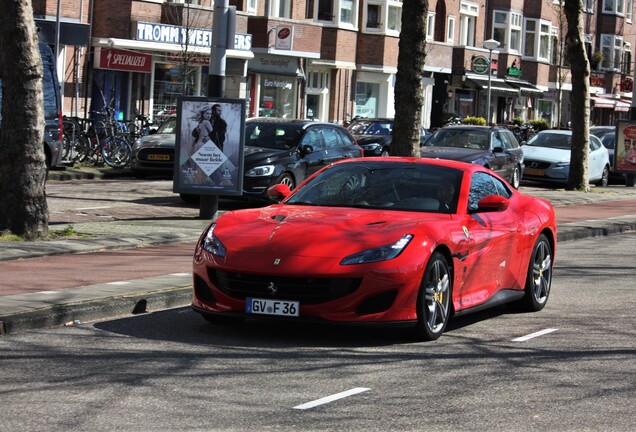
[{"left": 484, "top": 39, "right": 500, "bottom": 125}]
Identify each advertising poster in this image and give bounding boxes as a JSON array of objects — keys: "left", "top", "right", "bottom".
[
  {"left": 173, "top": 97, "right": 245, "bottom": 196},
  {"left": 616, "top": 120, "right": 636, "bottom": 174}
]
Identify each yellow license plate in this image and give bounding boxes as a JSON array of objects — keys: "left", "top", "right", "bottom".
[
  {"left": 148, "top": 154, "right": 171, "bottom": 161},
  {"left": 525, "top": 168, "right": 544, "bottom": 176}
]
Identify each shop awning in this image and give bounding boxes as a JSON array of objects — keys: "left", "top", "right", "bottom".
[
  {"left": 590, "top": 96, "right": 615, "bottom": 109},
  {"left": 505, "top": 80, "right": 544, "bottom": 96},
  {"left": 465, "top": 79, "right": 520, "bottom": 96},
  {"left": 615, "top": 99, "right": 631, "bottom": 112}
]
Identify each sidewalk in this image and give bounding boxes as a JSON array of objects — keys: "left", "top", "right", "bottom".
[{"left": 1, "top": 170, "right": 636, "bottom": 335}]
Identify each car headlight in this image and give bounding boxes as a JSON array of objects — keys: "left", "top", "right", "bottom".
[
  {"left": 133, "top": 139, "right": 142, "bottom": 149},
  {"left": 246, "top": 165, "right": 275, "bottom": 177},
  {"left": 202, "top": 224, "right": 227, "bottom": 257},
  {"left": 340, "top": 234, "right": 413, "bottom": 265}
]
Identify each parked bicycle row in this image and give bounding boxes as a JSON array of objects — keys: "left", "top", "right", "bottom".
[{"left": 61, "top": 107, "right": 155, "bottom": 169}]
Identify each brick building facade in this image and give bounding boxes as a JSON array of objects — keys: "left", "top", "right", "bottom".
[{"left": 32, "top": 0, "right": 636, "bottom": 129}]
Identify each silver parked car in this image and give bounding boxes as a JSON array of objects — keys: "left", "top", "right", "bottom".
[{"left": 522, "top": 130, "right": 610, "bottom": 186}]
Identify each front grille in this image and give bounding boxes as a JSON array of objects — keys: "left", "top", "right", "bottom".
[
  {"left": 209, "top": 269, "right": 362, "bottom": 305},
  {"left": 524, "top": 160, "right": 552, "bottom": 170}
]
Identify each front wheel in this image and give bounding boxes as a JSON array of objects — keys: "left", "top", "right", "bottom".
[
  {"left": 595, "top": 165, "right": 609, "bottom": 187},
  {"left": 275, "top": 173, "right": 295, "bottom": 190},
  {"left": 411, "top": 252, "right": 452, "bottom": 341}
]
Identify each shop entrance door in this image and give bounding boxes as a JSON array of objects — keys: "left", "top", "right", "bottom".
[{"left": 306, "top": 94, "right": 320, "bottom": 120}]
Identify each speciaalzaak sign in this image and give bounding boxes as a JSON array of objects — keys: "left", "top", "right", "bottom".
[{"left": 94, "top": 47, "right": 152, "bottom": 73}]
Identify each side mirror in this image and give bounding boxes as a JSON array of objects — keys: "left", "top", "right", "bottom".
[
  {"left": 492, "top": 146, "right": 504, "bottom": 153},
  {"left": 476, "top": 195, "right": 509, "bottom": 212},
  {"left": 267, "top": 183, "right": 292, "bottom": 202},
  {"left": 301, "top": 144, "right": 314, "bottom": 154}
]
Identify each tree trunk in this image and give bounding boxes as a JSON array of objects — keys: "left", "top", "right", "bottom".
[
  {"left": 564, "top": 0, "right": 590, "bottom": 191},
  {"left": 392, "top": 0, "right": 428, "bottom": 157},
  {"left": 0, "top": 0, "right": 49, "bottom": 239}
]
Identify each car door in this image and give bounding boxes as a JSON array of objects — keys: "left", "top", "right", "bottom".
[
  {"left": 488, "top": 130, "right": 511, "bottom": 178},
  {"left": 588, "top": 135, "right": 606, "bottom": 180},
  {"left": 458, "top": 172, "right": 521, "bottom": 308},
  {"left": 299, "top": 127, "right": 327, "bottom": 177}
]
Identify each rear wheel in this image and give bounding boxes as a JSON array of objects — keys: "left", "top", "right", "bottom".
[
  {"left": 595, "top": 165, "right": 609, "bottom": 187},
  {"left": 412, "top": 252, "right": 452, "bottom": 341},
  {"left": 101, "top": 136, "right": 132, "bottom": 168},
  {"left": 515, "top": 234, "right": 552, "bottom": 312}
]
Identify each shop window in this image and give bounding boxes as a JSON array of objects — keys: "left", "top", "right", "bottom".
[
  {"left": 152, "top": 63, "right": 197, "bottom": 123},
  {"left": 259, "top": 74, "right": 296, "bottom": 118},
  {"left": 355, "top": 81, "right": 379, "bottom": 118}
]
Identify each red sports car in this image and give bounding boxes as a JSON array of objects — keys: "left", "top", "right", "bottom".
[{"left": 192, "top": 158, "right": 556, "bottom": 341}]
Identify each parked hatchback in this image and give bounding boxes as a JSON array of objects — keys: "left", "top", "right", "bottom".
[
  {"left": 243, "top": 118, "right": 362, "bottom": 199},
  {"left": 421, "top": 125, "right": 525, "bottom": 188},
  {"left": 347, "top": 117, "right": 431, "bottom": 156},
  {"left": 522, "top": 130, "right": 610, "bottom": 186}
]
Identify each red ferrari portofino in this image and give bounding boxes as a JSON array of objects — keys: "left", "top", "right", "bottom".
[{"left": 192, "top": 158, "right": 556, "bottom": 340}]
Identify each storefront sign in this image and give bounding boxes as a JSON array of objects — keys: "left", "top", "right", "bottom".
[
  {"left": 249, "top": 54, "right": 299, "bottom": 76},
  {"left": 94, "top": 47, "right": 152, "bottom": 73},
  {"left": 590, "top": 74, "right": 605, "bottom": 87},
  {"left": 472, "top": 55, "right": 489, "bottom": 74},
  {"left": 275, "top": 26, "right": 293, "bottom": 50},
  {"left": 621, "top": 78, "right": 633, "bottom": 92},
  {"left": 135, "top": 22, "right": 252, "bottom": 51},
  {"left": 166, "top": 52, "right": 210, "bottom": 66}
]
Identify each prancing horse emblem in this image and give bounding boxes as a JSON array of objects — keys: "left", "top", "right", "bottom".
[
  {"left": 274, "top": 258, "right": 281, "bottom": 265},
  {"left": 267, "top": 282, "right": 278, "bottom": 295}
]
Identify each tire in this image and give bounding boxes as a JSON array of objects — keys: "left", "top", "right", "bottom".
[
  {"left": 380, "top": 148, "right": 390, "bottom": 157},
  {"left": 595, "top": 165, "right": 609, "bottom": 187},
  {"left": 511, "top": 165, "right": 521, "bottom": 189},
  {"left": 412, "top": 252, "right": 452, "bottom": 341},
  {"left": 101, "top": 136, "right": 132, "bottom": 168},
  {"left": 516, "top": 233, "right": 553, "bottom": 312},
  {"left": 276, "top": 173, "right": 295, "bottom": 190}
]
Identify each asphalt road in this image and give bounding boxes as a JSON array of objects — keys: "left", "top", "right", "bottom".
[{"left": 1, "top": 233, "right": 634, "bottom": 431}]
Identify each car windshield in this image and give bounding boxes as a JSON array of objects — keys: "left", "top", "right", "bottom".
[
  {"left": 601, "top": 133, "right": 615, "bottom": 149},
  {"left": 245, "top": 123, "right": 303, "bottom": 149},
  {"left": 348, "top": 120, "right": 393, "bottom": 135},
  {"left": 526, "top": 132, "right": 571, "bottom": 149},
  {"left": 157, "top": 118, "right": 177, "bottom": 134},
  {"left": 285, "top": 161, "right": 463, "bottom": 214},
  {"left": 424, "top": 129, "right": 489, "bottom": 150}
]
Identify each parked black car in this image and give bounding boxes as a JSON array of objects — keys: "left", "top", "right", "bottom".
[
  {"left": 421, "top": 125, "right": 525, "bottom": 189},
  {"left": 347, "top": 117, "right": 431, "bottom": 156},
  {"left": 242, "top": 118, "right": 363, "bottom": 199},
  {"left": 131, "top": 117, "right": 363, "bottom": 200}
]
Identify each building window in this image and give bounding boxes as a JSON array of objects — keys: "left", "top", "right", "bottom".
[
  {"left": 268, "top": 0, "right": 291, "bottom": 18},
  {"left": 623, "top": 43, "right": 632, "bottom": 74},
  {"left": 603, "top": 0, "right": 625, "bottom": 15},
  {"left": 492, "top": 10, "right": 522, "bottom": 52},
  {"left": 362, "top": 1, "right": 401, "bottom": 34},
  {"left": 459, "top": 1, "right": 479, "bottom": 47},
  {"left": 523, "top": 18, "right": 552, "bottom": 61},
  {"left": 585, "top": 0, "right": 595, "bottom": 12},
  {"left": 426, "top": 12, "right": 435, "bottom": 41},
  {"left": 447, "top": 16, "right": 455, "bottom": 43},
  {"left": 247, "top": 0, "right": 257, "bottom": 13},
  {"left": 317, "top": 0, "right": 358, "bottom": 27},
  {"left": 601, "top": 34, "right": 624, "bottom": 70},
  {"left": 627, "top": 0, "right": 633, "bottom": 20}
]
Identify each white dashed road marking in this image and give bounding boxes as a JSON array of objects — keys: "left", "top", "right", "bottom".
[
  {"left": 513, "top": 328, "right": 558, "bottom": 342},
  {"left": 293, "top": 388, "right": 371, "bottom": 410}
]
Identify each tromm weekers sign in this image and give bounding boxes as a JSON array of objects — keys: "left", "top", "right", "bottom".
[{"left": 173, "top": 96, "right": 246, "bottom": 196}]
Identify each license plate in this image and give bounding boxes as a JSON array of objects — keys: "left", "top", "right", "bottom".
[
  {"left": 246, "top": 297, "right": 299, "bottom": 317},
  {"left": 525, "top": 168, "right": 544, "bottom": 176},
  {"left": 148, "top": 154, "right": 171, "bottom": 161}
]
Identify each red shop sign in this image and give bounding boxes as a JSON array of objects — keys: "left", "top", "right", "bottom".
[{"left": 94, "top": 48, "right": 152, "bottom": 73}]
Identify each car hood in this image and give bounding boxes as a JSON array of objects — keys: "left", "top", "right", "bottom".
[
  {"left": 244, "top": 145, "right": 292, "bottom": 165},
  {"left": 213, "top": 205, "right": 440, "bottom": 266},
  {"left": 136, "top": 133, "right": 175, "bottom": 149},
  {"left": 355, "top": 134, "right": 392, "bottom": 145},
  {"left": 420, "top": 146, "right": 488, "bottom": 163},
  {"left": 522, "top": 146, "right": 569, "bottom": 163}
]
